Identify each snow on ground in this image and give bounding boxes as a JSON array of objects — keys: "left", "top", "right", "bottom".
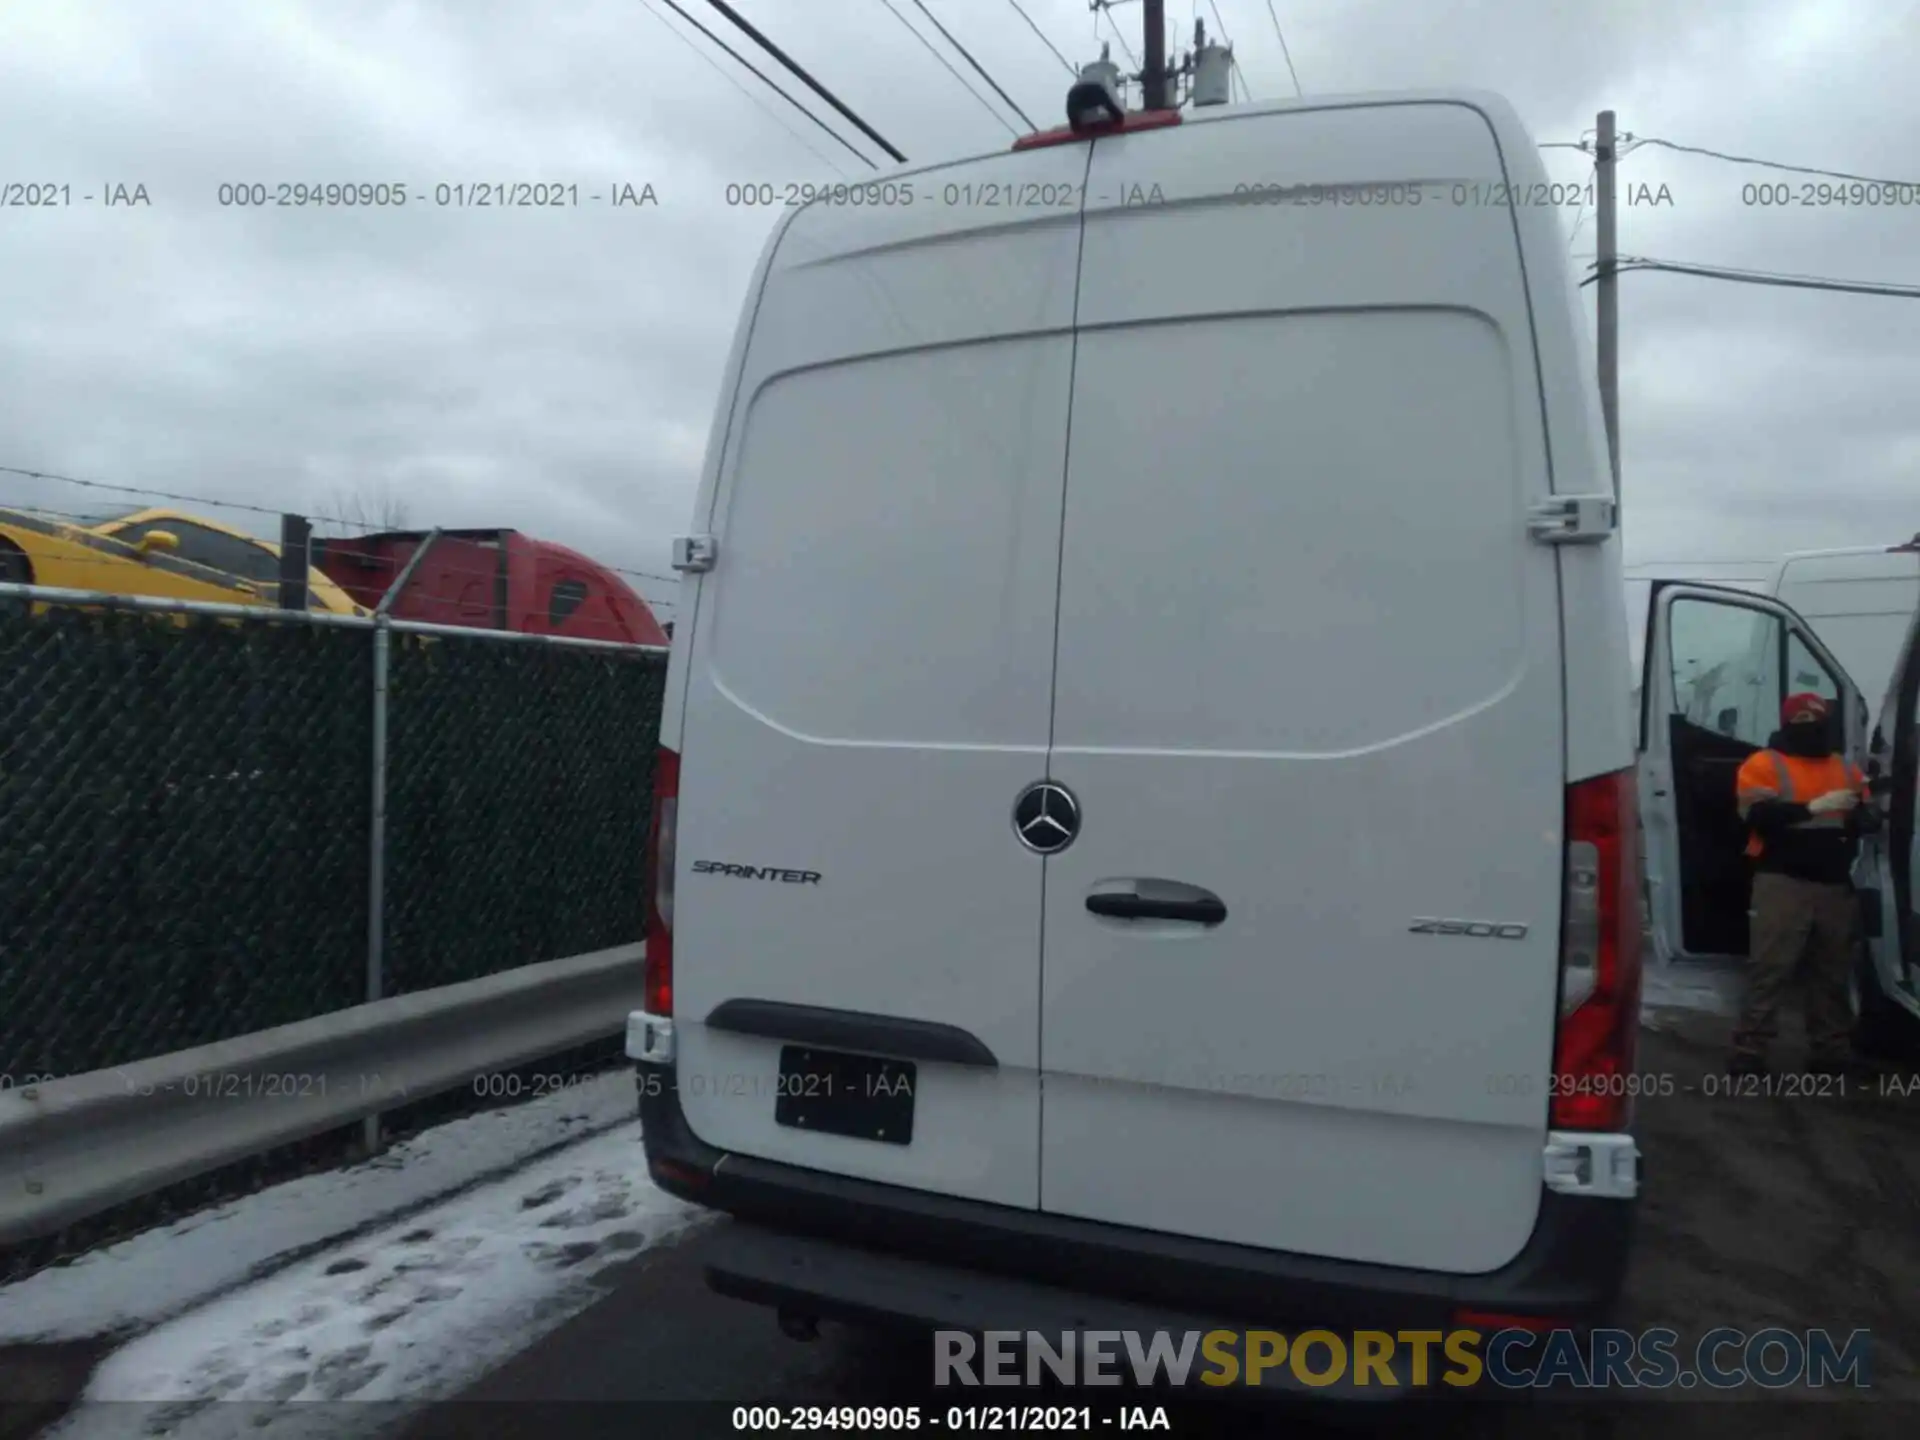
[
  {"left": 1642, "top": 966, "right": 1740, "bottom": 1016},
  {"left": 0, "top": 1068, "right": 643, "bottom": 1345},
  {"left": 44, "top": 1121, "right": 709, "bottom": 1440},
  {"left": 1, "top": 980, "right": 1729, "bottom": 1440},
  {"left": 1641, "top": 958, "right": 1742, "bottom": 1016}
]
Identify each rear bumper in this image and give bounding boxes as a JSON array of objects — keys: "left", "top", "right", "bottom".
[
  {"left": 707, "top": 1221, "right": 1420, "bottom": 1402},
  {"left": 637, "top": 1060, "right": 1636, "bottom": 1342}
]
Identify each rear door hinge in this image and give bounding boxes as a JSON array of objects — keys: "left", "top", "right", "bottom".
[
  {"left": 671, "top": 535, "right": 717, "bottom": 573},
  {"left": 1528, "top": 495, "right": 1618, "bottom": 545}
]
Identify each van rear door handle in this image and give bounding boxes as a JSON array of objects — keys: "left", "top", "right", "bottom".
[
  {"left": 1085, "top": 894, "right": 1226, "bottom": 924},
  {"left": 1084, "top": 875, "right": 1227, "bottom": 926}
]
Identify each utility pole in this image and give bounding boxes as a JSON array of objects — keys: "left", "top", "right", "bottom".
[
  {"left": 1141, "top": 0, "right": 1168, "bottom": 109},
  {"left": 1595, "top": 110, "right": 1620, "bottom": 500}
]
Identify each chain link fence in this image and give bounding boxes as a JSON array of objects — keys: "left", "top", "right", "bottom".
[
  {"left": 0, "top": 592, "right": 665, "bottom": 1089},
  {"left": 384, "top": 631, "right": 660, "bottom": 995}
]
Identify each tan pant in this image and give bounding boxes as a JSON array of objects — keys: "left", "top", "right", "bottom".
[{"left": 1732, "top": 871, "right": 1857, "bottom": 1064}]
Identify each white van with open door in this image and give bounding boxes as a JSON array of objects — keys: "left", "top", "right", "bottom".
[
  {"left": 1639, "top": 581, "right": 1920, "bottom": 1049},
  {"left": 1625, "top": 538, "right": 1920, "bottom": 748},
  {"left": 628, "top": 87, "right": 1643, "bottom": 1379},
  {"left": 1772, "top": 540, "right": 1920, "bottom": 725}
]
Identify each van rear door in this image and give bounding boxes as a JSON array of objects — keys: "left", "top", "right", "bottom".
[
  {"left": 1037, "top": 99, "right": 1576, "bottom": 1273},
  {"left": 667, "top": 147, "right": 1089, "bottom": 1208},
  {"left": 1640, "top": 583, "right": 1866, "bottom": 965}
]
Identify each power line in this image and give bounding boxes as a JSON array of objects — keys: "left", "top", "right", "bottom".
[
  {"left": 1615, "top": 253, "right": 1912, "bottom": 288},
  {"left": 701, "top": 0, "right": 908, "bottom": 163},
  {"left": 1580, "top": 254, "right": 1920, "bottom": 301},
  {"left": 639, "top": 0, "right": 853, "bottom": 176},
  {"left": 875, "top": 0, "right": 1019, "bottom": 136},
  {"left": 1093, "top": 1, "right": 1137, "bottom": 70},
  {"left": 1261, "top": 0, "right": 1301, "bottom": 96},
  {"left": 1629, "top": 136, "right": 1917, "bottom": 189},
  {"left": 911, "top": 0, "right": 1039, "bottom": 132},
  {"left": 1005, "top": 0, "right": 1075, "bottom": 75},
  {"left": 1620, "top": 254, "right": 1920, "bottom": 297},
  {"left": 656, "top": 0, "right": 875, "bottom": 170}
]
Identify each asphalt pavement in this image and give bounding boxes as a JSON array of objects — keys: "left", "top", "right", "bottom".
[{"left": 394, "top": 1005, "right": 1920, "bottom": 1440}]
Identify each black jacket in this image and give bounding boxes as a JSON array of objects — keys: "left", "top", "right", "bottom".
[{"left": 1745, "top": 730, "right": 1878, "bottom": 886}]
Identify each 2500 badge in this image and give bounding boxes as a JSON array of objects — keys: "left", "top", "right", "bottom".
[{"left": 1409, "top": 918, "right": 1529, "bottom": 939}]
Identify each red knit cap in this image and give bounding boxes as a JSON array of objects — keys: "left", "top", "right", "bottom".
[{"left": 1781, "top": 691, "right": 1830, "bottom": 724}]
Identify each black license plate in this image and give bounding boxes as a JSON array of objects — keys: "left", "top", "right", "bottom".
[{"left": 774, "top": 1046, "right": 915, "bottom": 1146}]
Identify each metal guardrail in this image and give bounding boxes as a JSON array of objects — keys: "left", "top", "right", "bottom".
[{"left": 0, "top": 942, "right": 643, "bottom": 1245}]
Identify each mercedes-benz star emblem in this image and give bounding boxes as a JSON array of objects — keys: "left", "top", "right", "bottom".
[{"left": 1013, "top": 780, "right": 1080, "bottom": 855}]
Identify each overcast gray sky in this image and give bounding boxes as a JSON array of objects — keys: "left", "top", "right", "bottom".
[{"left": 4, "top": 0, "right": 1919, "bottom": 629}]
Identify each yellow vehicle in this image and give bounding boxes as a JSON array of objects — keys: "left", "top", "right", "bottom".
[{"left": 0, "top": 505, "right": 364, "bottom": 616}]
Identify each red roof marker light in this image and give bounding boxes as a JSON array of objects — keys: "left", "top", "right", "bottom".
[{"left": 1012, "top": 108, "right": 1182, "bottom": 151}]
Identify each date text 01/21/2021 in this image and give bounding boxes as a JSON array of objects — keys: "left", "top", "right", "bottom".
[
  {"left": 2, "top": 1072, "right": 344, "bottom": 1099},
  {"left": 638, "top": 1070, "right": 914, "bottom": 1101},
  {"left": 731, "top": 1406, "right": 1171, "bottom": 1432},
  {"left": 211, "top": 183, "right": 658, "bottom": 209},
  {"left": 109, "top": 1072, "right": 403, "bottom": 1100}
]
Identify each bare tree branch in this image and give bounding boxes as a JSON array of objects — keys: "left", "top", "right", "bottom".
[{"left": 317, "top": 484, "right": 412, "bottom": 535}]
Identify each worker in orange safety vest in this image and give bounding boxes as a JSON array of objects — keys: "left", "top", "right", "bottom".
[{"left": 1729, "top": 691, "right": 1877, "bottom": 1078}]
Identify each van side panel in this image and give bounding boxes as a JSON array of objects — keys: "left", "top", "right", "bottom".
[
  {"left": 1038, "top": 101, "right": 1571, "bottom": 1273},
  {"left": 669, "top": 148, "right": 1091, "bottom": 1208}
]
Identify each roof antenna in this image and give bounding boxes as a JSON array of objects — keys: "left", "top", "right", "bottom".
[{"left": 1068, "top": 40, "right": 1126, "bottom": 130}]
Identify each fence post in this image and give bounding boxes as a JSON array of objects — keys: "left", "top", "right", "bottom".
[
  {"left": 277, "top": 513, "right": 311, "bottom": 611},
  {"left": 363, "top": 616, "right": 390, "bottom": 1156},
  {"left": 361, "top": 530, "right": 441, "bottom": 1156}
]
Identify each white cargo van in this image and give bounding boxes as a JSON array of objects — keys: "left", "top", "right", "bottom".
[
  {"left": 628, "top": 88, "right": 1645, "bottom": 1369},
  {"left": 1640, "top": 569, "right": 1920, "bottom": 1047},
  {"left": 1632, "top": 539, "right": 1920, "bottom": 998},
  {"left": 1771, "top": 541, "right": 1920, "bottom": 724}
]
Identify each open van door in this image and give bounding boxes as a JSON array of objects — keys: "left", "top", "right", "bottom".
[{"left": 1640, "top": 582, "right": 1868, "bottom": 966}]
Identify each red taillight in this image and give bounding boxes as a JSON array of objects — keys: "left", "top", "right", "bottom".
[
  {"left": 648, "top": 1156, "right": 708, "bottom": 1193},
  {"left": 643, "top": 746, "right": 678, "bottom": 1017},
  {"left": 1011, "top": 108, "right": 1182, "bottom": 150},
  {"left": 1552, "top": 767, "right": 1643, "bottom": 1131},
  {"left": 1451, "top": 1309, "right": 1560, "bottom": 1335}
]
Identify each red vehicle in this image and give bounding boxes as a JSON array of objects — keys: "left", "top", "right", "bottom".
[{"left": 313, "top": 529, "right": 667, "bottom": 646}]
